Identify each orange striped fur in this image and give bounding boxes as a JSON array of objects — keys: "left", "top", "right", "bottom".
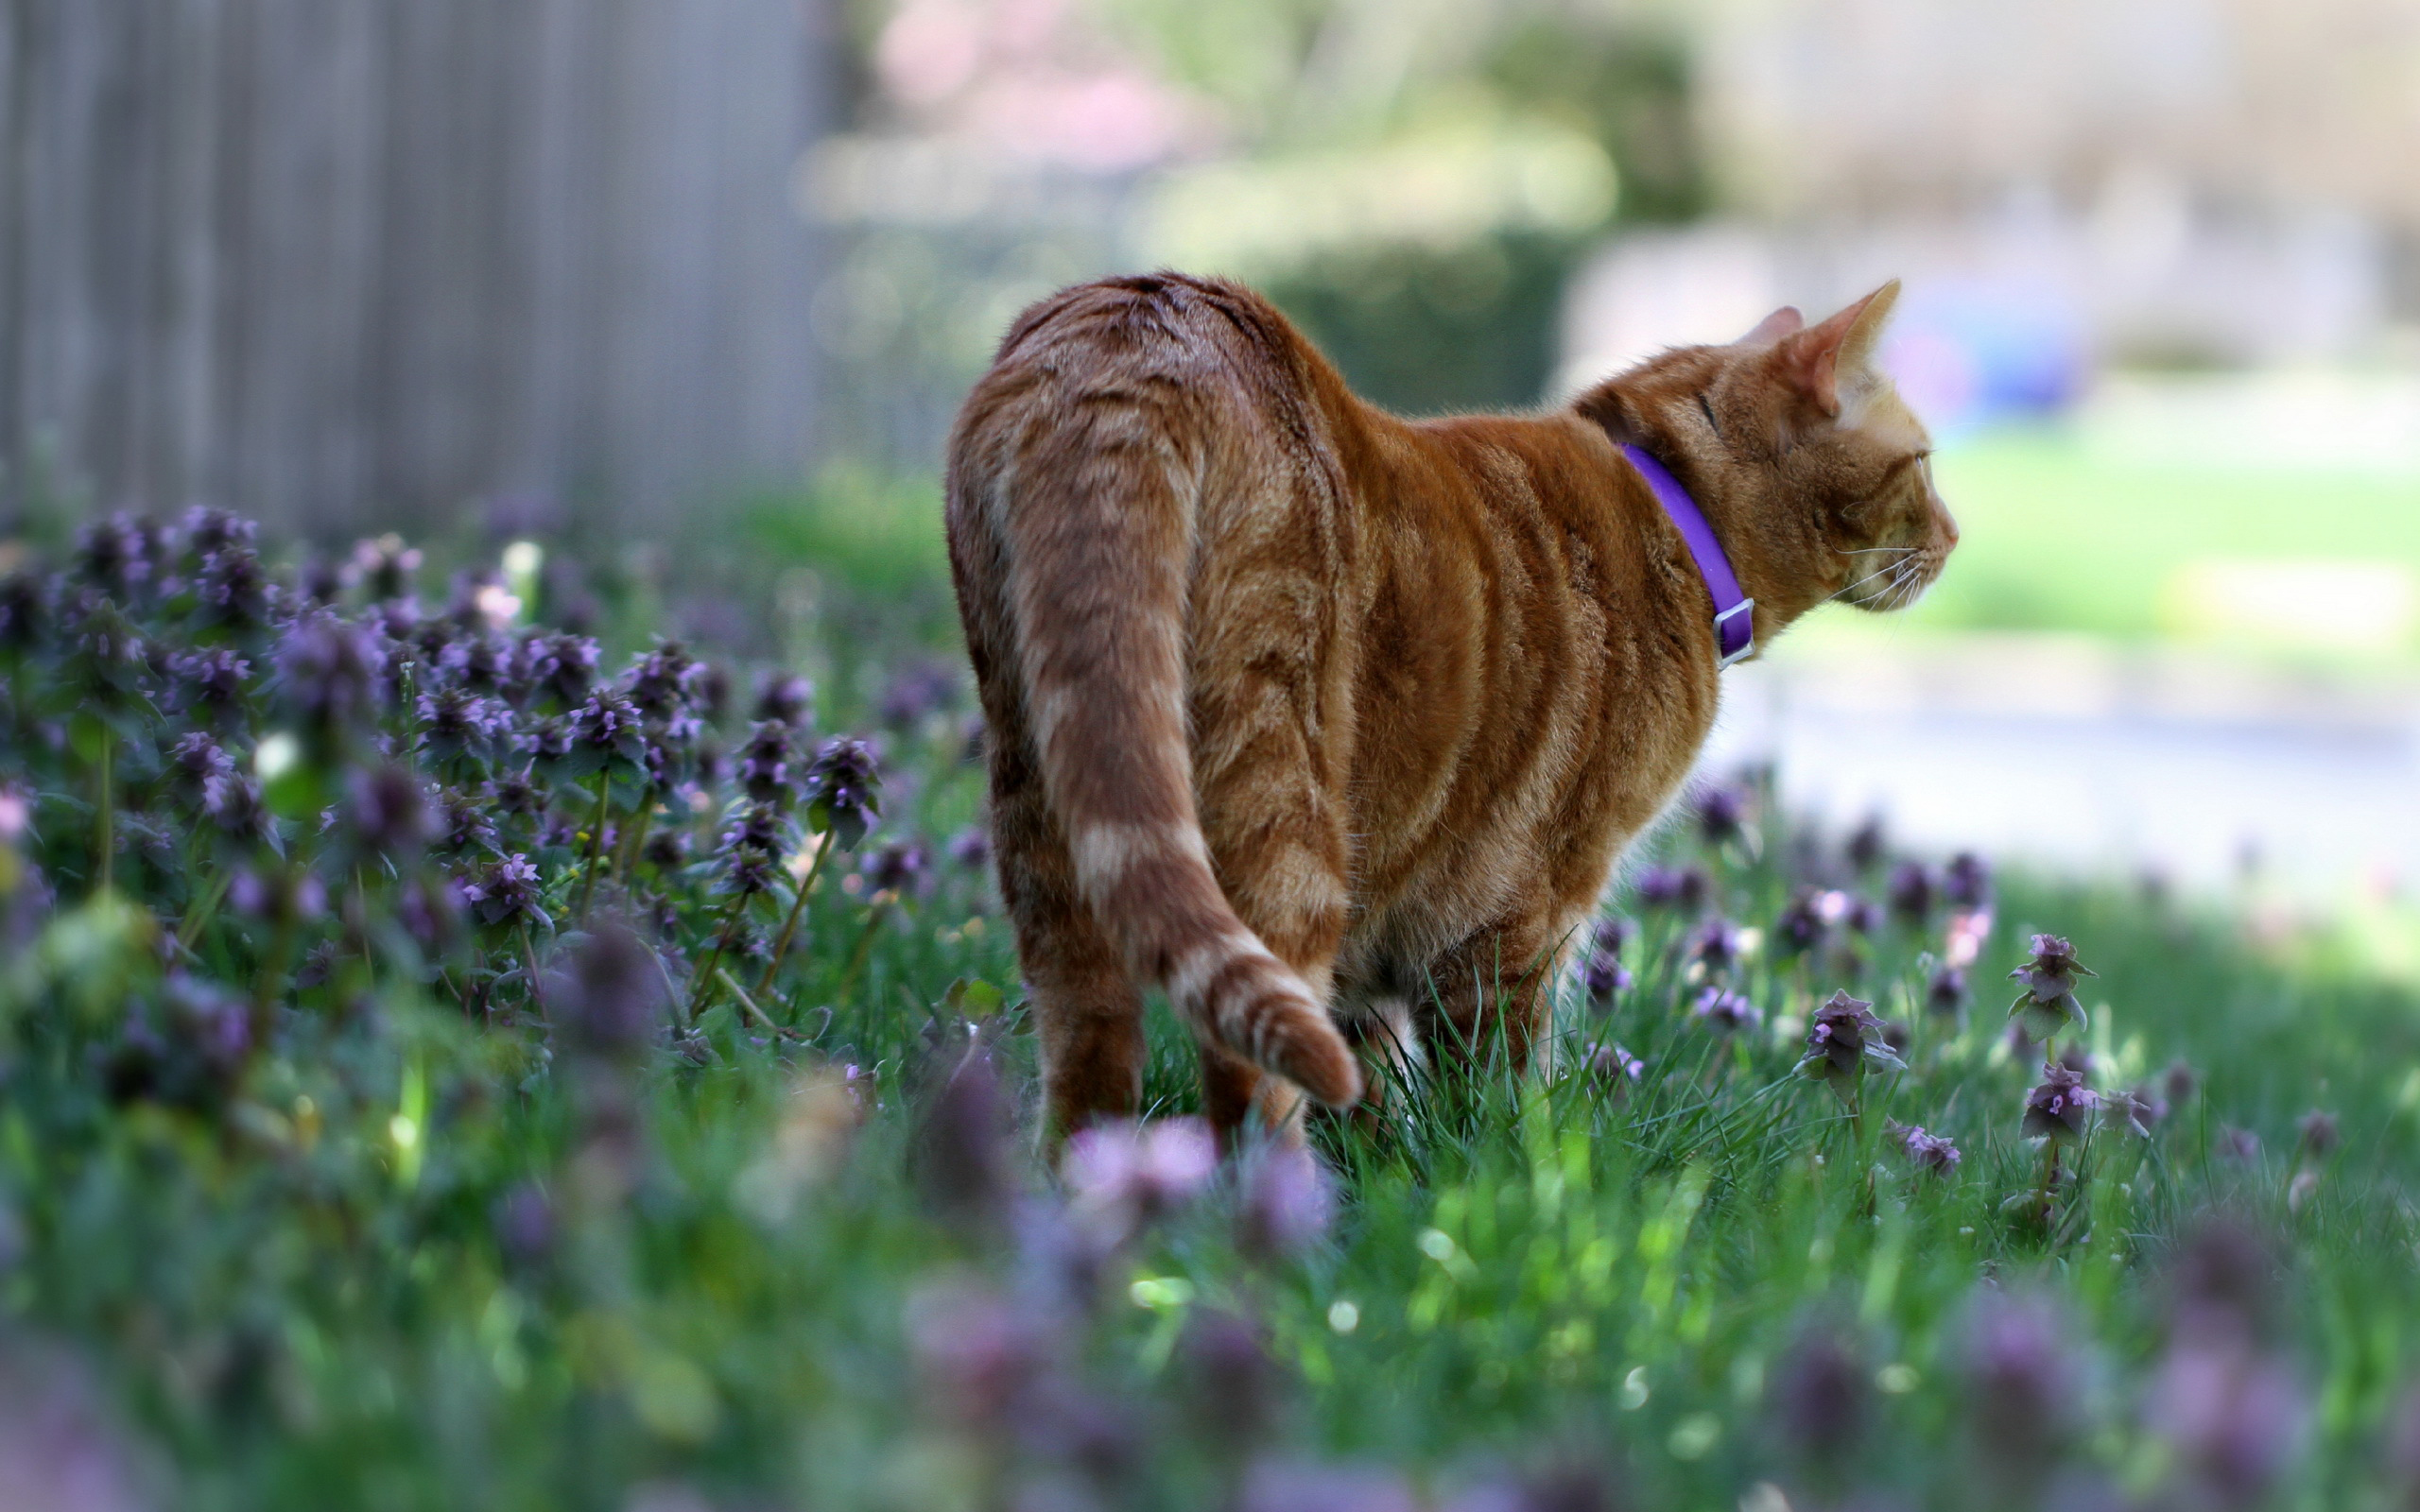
[{"left": 944, "top": 272, "right": 1957, "bottom": 1148}]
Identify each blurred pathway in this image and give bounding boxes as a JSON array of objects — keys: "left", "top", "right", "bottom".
[{"left": 1703, "top": 634, "right": 2420, "bottom": 902}]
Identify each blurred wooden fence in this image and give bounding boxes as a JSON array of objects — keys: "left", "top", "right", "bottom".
[{"left": 0, "top": 0, "right": 830, "bottom": 541}]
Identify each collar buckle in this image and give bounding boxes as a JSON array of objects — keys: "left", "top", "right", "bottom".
[{"left": 1715, "top": 599, "right": 1757, "bottom": 669}]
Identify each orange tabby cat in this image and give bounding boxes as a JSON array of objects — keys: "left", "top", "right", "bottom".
[{"left": 944, "top": 272, "right": 1955, "bottom": 1146}]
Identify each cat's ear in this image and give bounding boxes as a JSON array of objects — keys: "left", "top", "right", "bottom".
[
  {"left": 1770, "top": 281, "right": 1899, "bottom": 418},
  {"left": 1736, "top": 306, "right": 1804, "bottom": 345}
]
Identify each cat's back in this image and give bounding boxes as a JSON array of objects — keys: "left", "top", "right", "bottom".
[{"left": 949, "top": 273, "right": 1356, "bottom": 475}]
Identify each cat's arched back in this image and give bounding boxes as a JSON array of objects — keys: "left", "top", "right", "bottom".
[{"left": 944, "top": 272, "right": 1956, "bottom": 1147}]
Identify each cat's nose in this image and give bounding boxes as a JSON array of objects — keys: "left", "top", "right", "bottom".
[{"left": 1938, "top": 506, "right": 1960, "bottom": 549}]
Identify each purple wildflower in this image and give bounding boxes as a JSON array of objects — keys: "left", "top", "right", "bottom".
[
  {"left": 2295, "top": 1110, "right": 2339, "bottom": 1159},
  {"left": 1798, "top": 990, "right": 1905, "bottom": 1096},
  {"left": 1581, "top": 948, "right": 1631, "bottom": 1006},
  {"left": 567, "top": 687, "right": 645, "bottom": 765},
  {"left": 1063, "top": 1118, "right": 1219, "bottom": 1243},
  {"left": 202, "top": 771, "right": 275, "bottom": 846},
  {"left": 416, "top": 685, "right": 509, "bottom": 765},
  {"left": 2022, "top": 1063, "right": 2098, "bottom": 1144},
  {"left": 172, "top": 646, "right": 251, "bottom": 721},
  {"left": 803, "top": 736, "right": 882, "bottom": 850},
  {"left": 2008, "top": 933, "right": 2096, "bottom": 1040},
  {"left": 433, "top": 786, "right": 498, "bottom": 856},
  {"left": 736, "top": 720, "right": 796, "bottom": 807},
  {"left": 1885, "top": 1119, "right": 1962, "bottom": 1174},
  {"left": 461, "top": 852, "right": 547, "bottom": 930},
  {"left": 628, "top": 640, "right": 701, "bottom": 720}
]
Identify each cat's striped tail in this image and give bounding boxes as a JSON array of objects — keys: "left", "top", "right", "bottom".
[{"left": 966, "top": 383, "right": 1360, "bottom": 1110}]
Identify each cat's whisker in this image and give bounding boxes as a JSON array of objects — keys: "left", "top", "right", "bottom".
[{"left": 1832, "top": 552, "right": 1914, "bottom": 603}]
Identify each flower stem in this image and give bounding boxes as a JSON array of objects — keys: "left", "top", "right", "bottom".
[
  {"left": 520, "top": 920, "right": 545, "bottom": 1022},
  {"left": 755, "top": 833, "right": 835, "bottom": 997},
  {"left": 828, "top": 895, "right": 893, "bottom": 1007},
  {"left": 683, "top": 893, "right": 750, "bottom": 1022},
  {"left": 575, "top": 773, "right": 612, "bottom": 924},
  {"left": 614, "top": 790, "right": 656, "bottom": 885},
  {"left": 94, "top": 725, "right": 113, "bottom": 895}
]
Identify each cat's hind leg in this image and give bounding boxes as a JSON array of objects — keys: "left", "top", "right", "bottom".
[
  {"left": 1409, "top": 914, "right": 1563, "bottom": 1075},
  {"left": 1189, "top": 766, "right": 1354, "bottom": 1150},
  {"left": 992, "top": 730, "right": 1147, "bottom": 1147}
]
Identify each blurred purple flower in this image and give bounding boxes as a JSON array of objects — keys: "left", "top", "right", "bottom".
[
  {"left": 913, "top": 1051, "right": 1014, "bottom": 1226},
  {"left": 549, "top": 917, "right": 666, "bottom": 1061},
  {"left": 2105, "top": 1086, "right": 2168, "bottom": 1139},
  {"left": 2295, "top": 1110, "right": 2339, "bottom": 1159},
  {"left": 1581, "top": 949, "right": 1630, "bottom": 1007},
  {"left": 1885, "top": 861, "right": 1938, "bottom": 925},
  {"left": 736, "top": 720, "right": 796, "bottom": 807},
  {"left": 202, "top": 772, "right": 275, "bottom": 846},
  {"left": 1235, "top": 1146, "right": 1334, "bottom": 1263},
  {"left": 348, "top": 765, "right": 437, "bottom": 860},
  {"left": 1237, "top": 1460, "right": 1419, "bottom": 1512},
  {"left": 228, "top": 865, "right": 324, "bottom": 923},
  {"left": 1182, "top": 1309, "right": 1278, "bottom": 1447},
  {"left": 945, "top": 825, "right": 991, "bottom": 870},
  {"left": 276, "top": 610, "right": 386, "bottom": 730},
  {"left": 1064, "top": 1118, "right": 1218, "bottom": 1242},
  {"left": 434, "top": 786, "right": 498, "bottom": 857},
  {"left": 859, "top": 839, "right": 931, "bottom": 897},
  {"left": 1582, "top": 1040, "right": 1644, "bottom": 1089},
  {"left": 628, "top": 640, "right": 701, "bottom": 721},
  {"left": 1634, "top": 864, "right": 1707, "bottom": 913},
  {"left": 906, "top": 1279, "right": 1051, "bottom": 1436},
  {"left": 1926, "top": 965, "right": 1969, "bottom": 1018},
  {"left": 1688, "top": 916, "right": 1742, "bottom": 972},
  {"left": 348, "top": 533, "right": 422, "bottom": 601},
  {"left": 1961, "top": 1291, "right": 2083, "bottom": 1476},
  {"left": 171, "top": 646, "right": 251, "bottom": 722},
  {"left": 879, "top": 661, "right": 957, "bottom": 729},
  {"left": 1945, "top": 851, "right": 1994, "bottom": 908},
  {"left": 492, "top": 1180, "right": 556, "bottom": 1267},
  {"left": 754, "top": 672, "right": 814, "bottom": 727},
  {"left": 1697, "top": 784, "right": 1746, "bottom": 846},
  {"left": 1844, "top": 815, "right": 1887, "bottom": 872},
  {"left": 1693, "top": 986, "right": 1760, "bottom": 1034},
  {"left": 1771, "top": 1325, "right": 1870, "bottom": 1475},
  {"left": 1773, "top": 890, "right": 1827, "bottom": 957}
]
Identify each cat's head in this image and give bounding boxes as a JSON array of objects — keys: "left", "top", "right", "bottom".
[{"left": 1585, "top": 280, "right": 1961, "bottom": 617}]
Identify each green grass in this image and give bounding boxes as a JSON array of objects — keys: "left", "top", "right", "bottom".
[
  {"left": 11, "top": 505, "right": 2420, "bottom": 1509},
  {"left": 1910, "top": 429, "right": 2420, "bottom": 644}
]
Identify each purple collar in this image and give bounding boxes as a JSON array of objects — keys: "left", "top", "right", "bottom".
[{"left": 1622, "top": 444, "right": 1755, "bottom": 668}]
